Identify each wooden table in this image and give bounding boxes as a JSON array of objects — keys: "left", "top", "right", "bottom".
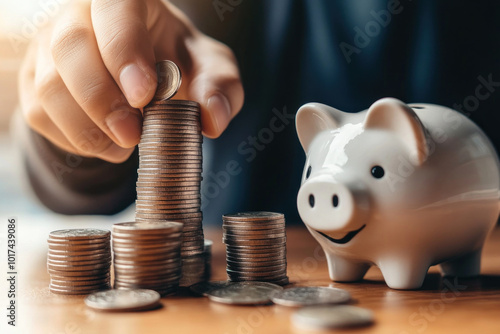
[{"left": 15, "top": 226, "right": 500, "bottom": 334}]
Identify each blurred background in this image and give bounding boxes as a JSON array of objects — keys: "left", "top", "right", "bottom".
[
  {"left": 0, "top": 0, "right": 45, "bottom": 215},
  {"left": 1, "top": 0, "right": 500, "bottom": 224}
]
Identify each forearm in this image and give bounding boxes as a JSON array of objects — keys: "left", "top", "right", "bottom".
[{"left": 14, "top": 112, "right": 138, "bottom": 215}]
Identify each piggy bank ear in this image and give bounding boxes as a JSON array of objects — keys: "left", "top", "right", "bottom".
[
  {"left": 364, "top": 98, "right": 428, "bottom": 165},
  {"left": 296, "top": 103, "right": 342, "bottom": 151}
]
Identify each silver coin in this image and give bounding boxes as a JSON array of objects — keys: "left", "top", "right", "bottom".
[
  {"left": 291, "top": 305, "right": 374, "bottom": 329},
  {"left": 49, "top": 229, "right": 110, "bottom": 240},
  {"left": 271, "top": 287, "right": 351, "bottom": 307},
  {"left": 207, "top": 282, "right": 283, "bottom": 305},
  {"left": 85, "top": 289, "right": 161, "bottom": 311},
  {"left": 223, "top": 212, "right": 284, "bottom": 221}
]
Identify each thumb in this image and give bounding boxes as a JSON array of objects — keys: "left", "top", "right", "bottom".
[
  {"left": 186, "top": 37, "right": 244, "bottom": 138},
  {"left": 91, "top": 0, "right": 158, "bottom": 108}
]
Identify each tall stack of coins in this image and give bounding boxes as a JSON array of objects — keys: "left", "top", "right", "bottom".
[
  {"left": 135, "top": 60, "right": 206, "bottom": 287},
  {"left": 47, "top": 229, "right": 111, "bottom": 295},
  {"left": 112, "top": 221, "right": 183, "bottom": 296},
  {"left": 222, "top": 212, "right": 289, "bottom": 285}
]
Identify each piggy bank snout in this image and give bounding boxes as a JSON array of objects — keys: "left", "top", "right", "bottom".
[{"left": 297, "top": 175, "right": 369, "bottom": 233}]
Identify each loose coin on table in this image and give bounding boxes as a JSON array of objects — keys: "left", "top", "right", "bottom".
[
  {"left": 271, "top": 286, "right": 351, "bottom": 307},
  {"left": 207, "top": 282, "right": 283, "bottom": 305},
  {"left": 189, "top": 281, "right": 232, "bottom": 296},
  {"left": 291, "top": 305, "right": 375, "bottom": 329},
  {"left": 85, "top": 289, "right": 161, "bottom": 312}
]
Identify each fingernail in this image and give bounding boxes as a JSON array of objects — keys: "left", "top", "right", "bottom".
[
  {"left": 106, "top": 108, "right": 142, "bottom": 148},
  {"left": 207, "top": 93, "right": 232, "bottom": 135},
  {"left": 120, "top": 64, "right": 151, "bottom": 107}
]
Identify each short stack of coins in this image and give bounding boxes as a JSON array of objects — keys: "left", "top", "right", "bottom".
[
  {"left": 222, "top": 212, "right": 289, "bottom": 285},
  {"left": 47, "top": 229, "right": 111, "bottom": 295},
  {"left": 112, "top": 221, "right": 183, "bottom": 296},
  {"left": 134, "top": 60, "right": 206, "bottom": 287}
]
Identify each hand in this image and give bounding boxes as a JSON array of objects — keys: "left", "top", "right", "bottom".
[{"left": 18, "top": 0, "right": 244, "bottom": 163}]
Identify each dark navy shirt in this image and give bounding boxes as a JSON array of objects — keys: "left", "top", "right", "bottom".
[{"left": 173, "top": 0, "right": 500, "bottom": 224}]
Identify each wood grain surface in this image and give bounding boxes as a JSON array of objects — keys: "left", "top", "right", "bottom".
[{"left": 16, "top": 226, "right": 500, "bottom": 334}]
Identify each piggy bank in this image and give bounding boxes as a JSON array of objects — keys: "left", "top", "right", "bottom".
[{"left": 296, "top": 98, "right": 500, "bottom": 289}]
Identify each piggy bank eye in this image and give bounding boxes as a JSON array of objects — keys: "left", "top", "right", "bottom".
[
  {"left": 371, "top": 165, "right": 384, "bottom": 179},
  {"left": 306, "top": 165, "right": 312, "bottom": 179}
]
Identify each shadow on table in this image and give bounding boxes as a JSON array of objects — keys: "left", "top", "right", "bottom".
[{"left": 361, "top": 272, "right": 500, "bottom": 292}]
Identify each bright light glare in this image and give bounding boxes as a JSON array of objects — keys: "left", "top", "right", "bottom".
[{"left": 0, "top": 0, "right": 51, "bottom": 34}]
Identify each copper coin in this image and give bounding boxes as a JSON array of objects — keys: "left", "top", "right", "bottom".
[{"left": 152, "top": 60, "right": 182, "bottom": 100}]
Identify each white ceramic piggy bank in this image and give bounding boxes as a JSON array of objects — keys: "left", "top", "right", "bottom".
[{"left": 296, "top": 97, "right": 500, "bottom": 289}]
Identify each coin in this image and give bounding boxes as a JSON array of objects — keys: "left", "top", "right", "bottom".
[
  {"left": 271, "top": 287, "right": 351, "bottom": 307},
  {"left": 46, "top": 243, "right": 110, "bottom": 251},
  {"left": 50, "top": 282, "right": 110, "bottom": 291},
  {"left": 48, "top": 248, "right": 110, "bottom": 257},
  {"left": 223, "top": 212, "right": 284, "bottom": 221},
  {"left": 48, "top": 252, "right": 111, "bottom": 260},
  {"left": 47, "top": 228, "right": 112, "bottom": 295},
  {"left": 112, "top": 220, "right": 183, "bottom": 295},
  {"left": 226, "top": 260, "right": 287, "bottom": 269},
  {"left": 223, "top": 277, "right": 290, "bottom": 286},
  {"left": 85, "top": 289, "right": 161, "bottom": 312},
  {"left": 50, "top": 286, "right": 110, "bottom": 295},
  {"left": 47, "top": 262, "right": 111, "bottom": 272},
  {"left": 222, "top": 237, "right": 286, "bottom": 246},
  {"left": 188, "top": 281, "right": 228, "bottom": 296},
  {"left": 222, "top": 212, "right": 288, "bottom": 285},
  {"left": 207, "top": 282, "right": 283, "bottom": 305},
  {"left": 153, "top": 60, "right": 182, "bottom": 101},
  {"left": 291, "top": 305, "right": 374, "bottom": 329},
  {"left": 113, "top": 221, "right": 183, "bottom": 233},
  {"left": 47, "top": 237, "right": 110, "bottom": 245},
  {"left": 49, "top": 229, "right": 110, "bottom": 240},
  {"left": 50, "top": 279, "right": 109, "bottom": 287},
  {"left": 135, "top": 63, "right": 205, "bottom": 290}
]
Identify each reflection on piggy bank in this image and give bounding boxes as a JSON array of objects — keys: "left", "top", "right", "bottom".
[{"left": 296, "top": 98, "right": 500, "bottom": 289}]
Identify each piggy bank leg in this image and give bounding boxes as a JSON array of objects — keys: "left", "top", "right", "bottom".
[
  {"left": 440, "top": 248, "right": 482, "bottom": 277},
  {"left": 326, "top": 254, "right": 370, "bottom": 282},
  {"left": 378, "top": 258, "right": 430, "bottom": 290}
]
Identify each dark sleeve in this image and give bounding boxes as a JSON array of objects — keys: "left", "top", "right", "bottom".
[{"left": 15, "top": 113, "right": 138, "bottom": 215}]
